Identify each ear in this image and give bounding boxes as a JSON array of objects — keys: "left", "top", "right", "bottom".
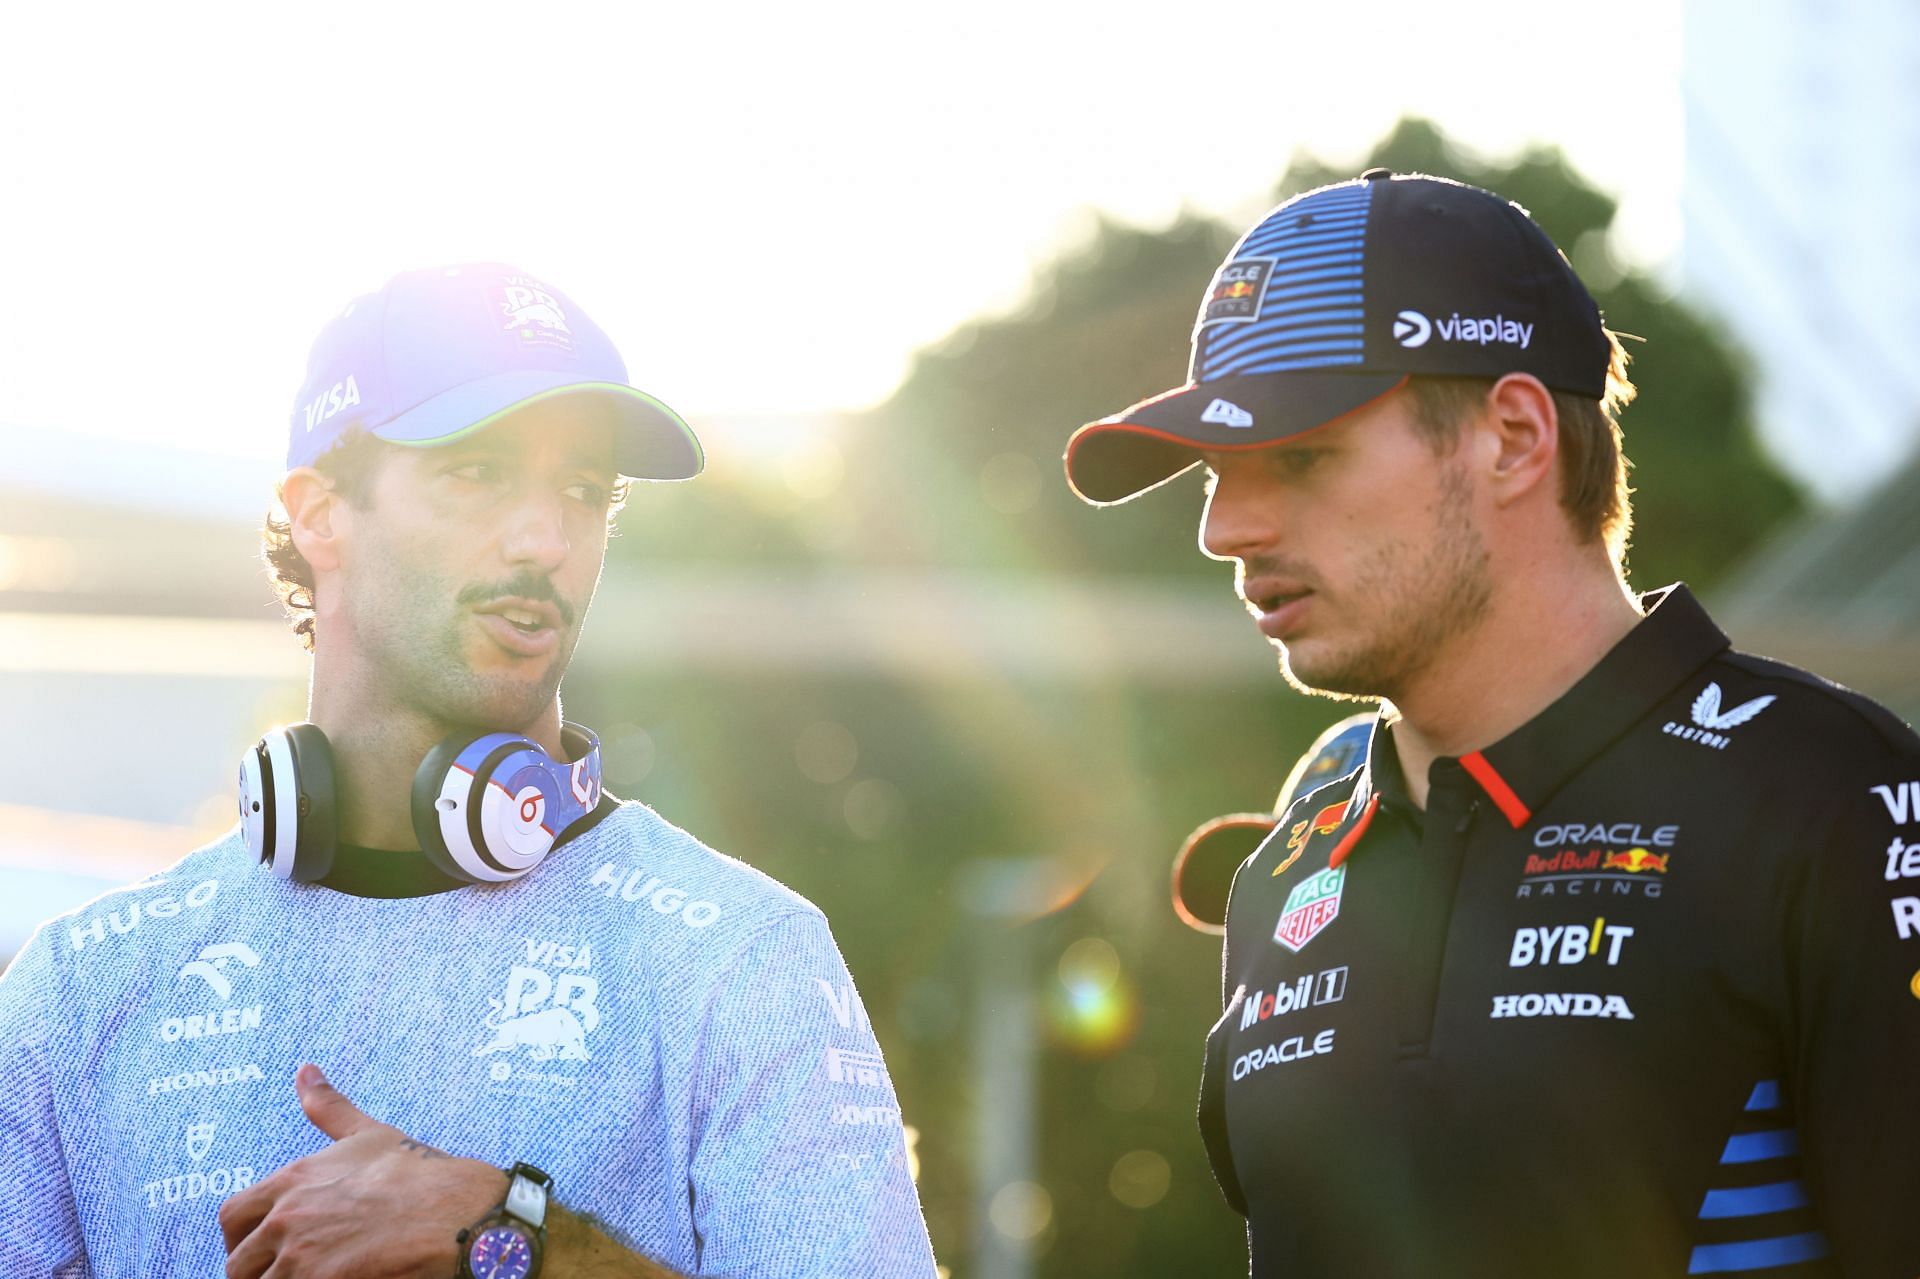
[
  {"left": 1480, "top": 373, "right": 1559, "bottom": 510},
  {"left": 281, "top": 468, "right": 345, "bottom": 574}
]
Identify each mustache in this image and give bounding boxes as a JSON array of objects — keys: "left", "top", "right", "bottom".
[
  {"left": 457, "top": 572, "right": 577, "bottom": 628},
  {"left": 1238, "top": 555, "right": 1319, "bottom": 592}
]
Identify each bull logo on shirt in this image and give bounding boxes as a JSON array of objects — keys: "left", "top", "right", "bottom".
[{"left": 473, "top": 939, "right": 601, "bottom": 1063}]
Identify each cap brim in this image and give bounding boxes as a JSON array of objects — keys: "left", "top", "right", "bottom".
[
  {"left": 1063, "top": 371, "right": 1407, "bottom": 506},
  {"left": 1171, "top": 813, "right": 1279, "bottom": 935},
  {"left": 371, "top": 370, "right": 705, "bottom": 481}
]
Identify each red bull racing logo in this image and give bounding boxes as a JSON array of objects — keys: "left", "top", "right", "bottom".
[
  {"left": 1601, "top": 848, "right": 1669, "bottom": 874},
  {"left": 1202, "top": 257, "right": 1274, "bottom": 324},
  {"left": 1274, "top": 866, "right": 1346, "bottom": 953},
  {"left": 1518, "top": 822, "right": 1678, "bottom": 901}
]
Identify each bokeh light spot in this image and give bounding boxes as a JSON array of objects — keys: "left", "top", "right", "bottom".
[
  {"left": 844, "top": 777, "right": 903, "bottom": 839},
  {"left": 1109, "top": 1149, "right": 1171, "bottom": 1209},
  {"left": 989, "top": 1180, "right": 1053, "bottom": 1241},
  {"left": 795, "top": 720, "right": 858, "bottom": 784},
  {"left": 1048, "top": 937, "right": 1137, "bottom": 1056},
  {"left": 602, "top": 724, "right": 657, "bottom": 786}
]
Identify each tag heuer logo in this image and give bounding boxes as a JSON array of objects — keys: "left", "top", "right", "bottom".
[
  {"left": 1393, "top": 310, "right": 1432, "bottom": 348},
  {"left": 1201, "top": 398, "right": 1254, "bottom": 429},
  {"left": 1274, "top": 865, "right": 1346, "bottom": 952}
]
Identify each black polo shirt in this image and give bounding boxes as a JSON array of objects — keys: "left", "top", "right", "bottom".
[{"left": 1199, "top": 585, "right": 1920, "bottom": 1278}]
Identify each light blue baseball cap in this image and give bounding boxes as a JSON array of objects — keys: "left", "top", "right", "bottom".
[{"left": 287, "top": 262, "right": 704, "bottom": 480}]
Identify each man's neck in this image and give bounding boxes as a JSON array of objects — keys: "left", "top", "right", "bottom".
[
  {"left": 1387, "top": 565, "right": 1643, "bottom": 811},
  {"left": 307, "top": 662, "right": 564, "bottom": 850}
]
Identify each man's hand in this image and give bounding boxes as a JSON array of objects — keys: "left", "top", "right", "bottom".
[{"left": 218, "top": 1064, "right": 506, "bottom": 1279}]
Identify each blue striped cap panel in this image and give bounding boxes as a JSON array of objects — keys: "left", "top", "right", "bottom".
[{"left": 1192, "top": 182, "right": 1374, "bottom": 382}]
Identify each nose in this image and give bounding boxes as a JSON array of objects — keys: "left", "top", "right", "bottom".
[
  {"left": 1200, "top": 463, "right": 1279, "bottom": 564},
  {"left": 499, "top": 488, "right": 570, "bottom": 575}
]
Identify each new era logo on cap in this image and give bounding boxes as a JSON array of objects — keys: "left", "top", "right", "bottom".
[{"left": 1201, "top": 398, "right": 1254, "bottom": 429}]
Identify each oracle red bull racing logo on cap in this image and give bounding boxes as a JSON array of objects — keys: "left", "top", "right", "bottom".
[
  {"left": 1201, "top": 258, "right": 1274, "bottom": 324},
  {"left": 1274, "top": 865, "right": 1345, "bottom": 952}
]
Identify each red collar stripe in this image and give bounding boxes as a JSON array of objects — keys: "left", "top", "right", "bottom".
[
  {"left": 1327, "top": 794, "right": 1382, "bottom": 870},
  {"left": 1460, "top": 751, "right": 1531, "bottom": 829}
]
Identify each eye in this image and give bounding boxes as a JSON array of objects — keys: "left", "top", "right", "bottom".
[
  {"left": 1269, "top": 448, "right": 1324, "bottom": 476},
  {"left": 448, "top": 461, "right": 503, "bottom": 485},
  {"left": 563, "top": 478, "right": 613, "bottom": 507}
]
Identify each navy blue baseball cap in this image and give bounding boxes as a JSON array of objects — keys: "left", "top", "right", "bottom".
[
  {"left": 288, "top": 262, "right": 704, "bottom": 480},
  {"left": 1065, "top": 171, "right": 1611, "bottom": 505}
]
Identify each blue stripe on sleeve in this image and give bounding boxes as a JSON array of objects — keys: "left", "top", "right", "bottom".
[
  {"left": 1686, "top": 1231, "right": 1830, "bottom": 1273},
  {"left": 1719, "top": 1128, "right": 1796, "bottom": 1163},
  {"left": 1698, "top": 1180, "right": 1809, "bottom": 1218},
  {"left": 1744, "top": 1079, "right": 1781, "bottom": 1111}
]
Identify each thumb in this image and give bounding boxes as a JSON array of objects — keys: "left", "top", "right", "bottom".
[{"left": 296, "top": 1063, "right": 375, "bottom": 1141}]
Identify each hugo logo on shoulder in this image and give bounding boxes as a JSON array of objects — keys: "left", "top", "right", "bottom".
[{"left": 237, "top": 723, "right": 605, "bottom": 884}]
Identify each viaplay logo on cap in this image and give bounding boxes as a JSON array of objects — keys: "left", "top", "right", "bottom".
[
  {"left": 1393, "top": 310, "right": 1432, "bottom": 348},
  {"left": 496, "top": 276, "right": 575, "bottom": 352},
  {"left": 1202, "top": 258, "right": 1275, "bottom": 325},
  {"left": 1395, "top": 308, "right": 1535, "bottom": 350}
]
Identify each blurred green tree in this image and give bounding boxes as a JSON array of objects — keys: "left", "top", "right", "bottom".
[{"left": 839, "top": 115, "right": 1802, "bottom": 591}]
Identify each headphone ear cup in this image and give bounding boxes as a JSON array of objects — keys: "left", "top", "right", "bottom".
[
  {"left": 280, "top": 724, "right": 339, "bottom": 882},
  {"left": 412, "top": 733, "right": 480, "bottom": 882}
]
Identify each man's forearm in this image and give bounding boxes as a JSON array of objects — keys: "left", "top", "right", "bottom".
[{"left": 547, "top": 1205, "right": 688, "bottom": 1279}]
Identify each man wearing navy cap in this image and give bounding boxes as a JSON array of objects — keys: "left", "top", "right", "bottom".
[
  {"left": 0, "top": 264, "right": 937, "bottom": 1278},
  {"left": 1066, "top": 172, "right": 1919, "bottom": 1276}
]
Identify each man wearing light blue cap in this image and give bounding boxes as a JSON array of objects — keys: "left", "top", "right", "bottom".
[{"left": 0, "top": 263, "right": 938, "bottom": 1278}]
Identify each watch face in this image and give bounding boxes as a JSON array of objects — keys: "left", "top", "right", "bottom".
[{"left": 468, "top": 1222, "right": 536, "bottom": 1279}]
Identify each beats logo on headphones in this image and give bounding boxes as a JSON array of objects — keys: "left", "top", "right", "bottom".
[{"left": 238, "top": 723, "right": 604, "bottom": 884}]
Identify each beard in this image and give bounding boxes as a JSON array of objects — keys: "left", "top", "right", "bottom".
[
  {"left": 1277, "top": 462, "right": 1493, "bottom": 703},
  {"left": 346, "top": 557, "right": 584, "bottom": 736}
]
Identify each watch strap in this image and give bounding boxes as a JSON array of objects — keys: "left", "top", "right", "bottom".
[{"left": 502, "top": 1161, "right": 552, "bottom": 1230}]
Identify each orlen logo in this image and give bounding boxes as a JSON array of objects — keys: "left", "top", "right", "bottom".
[{"left": 1393, "top": 310, "right": 1432, "bottom": 348}]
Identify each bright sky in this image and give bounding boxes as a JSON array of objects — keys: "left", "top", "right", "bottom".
[{"left": 0, "top": 0, "right": 1683, "bottom": 469}]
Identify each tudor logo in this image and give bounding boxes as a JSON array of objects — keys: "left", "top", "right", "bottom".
[
  {"left": 186, "top": 1119, "right": 217, "bottom": 1163},
  {"left": 1201, "top": 398, "right": 1254, "bottom": 429},
  {"left": 1393, "top": 310, "right": 1432, "bottom": 348}
]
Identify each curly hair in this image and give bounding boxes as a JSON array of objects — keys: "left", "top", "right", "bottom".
[
  {"left": 260, "top": 432, "right": 634, "bottom": 651},
  {"left": 260, "top": 433, "right": 391, "bottom": 652}
]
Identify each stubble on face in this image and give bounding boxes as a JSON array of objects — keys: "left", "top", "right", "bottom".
[
  {"left": 1276, "top": 460, "right": 1493, "bottom": 703},
  {"left": 344, "top": 530, "right": 589, "bottom": 737}
]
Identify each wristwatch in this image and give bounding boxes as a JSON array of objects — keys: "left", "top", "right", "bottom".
[{"left": 457, "top": 1162, "right": 552, "bottom": 1279}]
